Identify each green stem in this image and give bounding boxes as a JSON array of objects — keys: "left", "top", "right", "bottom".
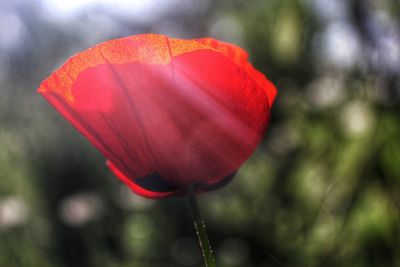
[{"left": 187, "top": 186, "right": 217, "bottom": 267}]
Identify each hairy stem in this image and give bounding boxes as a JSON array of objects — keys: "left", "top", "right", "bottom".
[{"left": 187, "top": 186, "right": 217, "bottom": 267}]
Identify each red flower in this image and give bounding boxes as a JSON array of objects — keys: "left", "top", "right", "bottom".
[{"left": 38, "top": 34, "right": 277, "bottom": 198}]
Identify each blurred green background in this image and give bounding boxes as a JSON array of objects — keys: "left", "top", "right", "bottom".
[{"left": 1, "top": 0, "right": 400, "bottom": 266}]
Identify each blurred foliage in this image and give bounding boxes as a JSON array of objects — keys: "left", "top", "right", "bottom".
[{"left": 0, "top": 0, "right": 399, "bottom": 266}]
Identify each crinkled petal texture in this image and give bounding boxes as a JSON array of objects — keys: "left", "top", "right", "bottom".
[{"left": 38, "top": 34, "right": 277, "bottom": 198}]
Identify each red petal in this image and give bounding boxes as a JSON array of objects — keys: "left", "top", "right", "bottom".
[
  {"left": 38, "top": 34, "right": 276, "bottom": 198},
  {"left": 107, "top": 160, "right": 180, "bottom": 199},
  {"left": 195, "top": 38, "right": 277, "bottom": 108}
]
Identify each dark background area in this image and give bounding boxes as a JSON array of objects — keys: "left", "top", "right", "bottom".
[{"left": 1, "top": 0, "right": 400, "bottom": 266}]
